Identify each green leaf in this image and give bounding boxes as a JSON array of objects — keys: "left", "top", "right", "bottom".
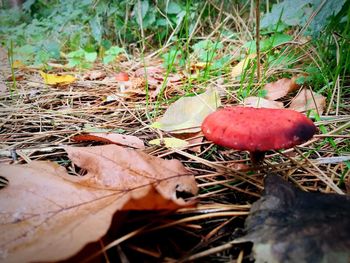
[
  {"left": 211, "top": 55, "right": 232, "bottom": 70},
  {"left": 142, "top": 10, "right": 156, "bottom": 28},
  {"left": 243, "top": 34, "right": 292, "bottom": 53},
  {"left": 105, "top": 46, "right": 124, "bottom": 56},
  {"left": 67, "top": 49, "right": 85, "bottom": 58},
  {"left": 15, "top": 44, "right": 35, "bottom": 55},
  {"left": 102, "top": 55, "right": 113, "bottom": 64},
  {"left": 261, "top": 0, "right": 313, "bottom": 29},
  {"left": 192, "top": 40, "right": 213, "bottom": 52},
  {"left": 308, "top": 0, "right": 347, "bottom": 36},
  {"left": 166, "top": 2, "right": 182, "bottom": 14},
  {"left": 134, "top": 0, "right": 150, "bottom": 25},
  {"left": 44, "top": 41, "right": 60, "bottom": 59},
  {"left": 67, "top": 58, "right": 81, "bottom": 68},
  {"left": 84, "top": 51, "right": 97, "bottom": 62},
  {"left": 103, "top": 46, "right": 124, "bottom": 64},
  {"left": 89, "top": 16, "right": 102, "bottom": 44},
  {"left": 156, "top": 18, "right": 168, "bottom": 26}
]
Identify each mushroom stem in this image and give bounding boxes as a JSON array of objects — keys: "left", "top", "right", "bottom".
[{"left": 249, "top": 151, "right": 266, "bottom": 165}]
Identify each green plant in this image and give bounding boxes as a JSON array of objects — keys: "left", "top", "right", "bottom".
[
  {"left": 66, "top": 49, "right": 97, "bottom": 69},
  {"left": 260, "top": 0, "right": 347, "bottom": 36}
]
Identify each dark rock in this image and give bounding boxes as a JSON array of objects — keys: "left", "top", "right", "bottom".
[{"left": 241, "top": 175, "right": 350, "bottom": 263}]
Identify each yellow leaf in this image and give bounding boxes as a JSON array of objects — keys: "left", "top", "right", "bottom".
[
  {"left": 150, "top": 122, "right": 162, "bottom": 129},
  {"left": 149, "top": 138, "right": 189, "bottom": 149},
  {"left": 152, "top": 87, "right": 221, "bottom": 133},
  {"left": 40, "top": 71, "right": 76, "bottom": 85},
  {"left": 231, "top": 54, "right": 256, "bottom": 78},
  {"left": 12, "top": 60, "right": 26, "bottom": 69},
  {"left": 190, "top": 62, "right": 211, "bottom": 70}
]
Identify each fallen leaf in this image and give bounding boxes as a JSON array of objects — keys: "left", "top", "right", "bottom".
[
  {"left": 0, "top": 145, "right": 198, "bottom": 262},
  {"left": 243, "top": 96, "right": 284, "bottom": 109},
  {"left": 190, "top": 62, "right": 211, "bottom": 71},
  {"left": 39, "top": 71, "right": 76, "bottom": 85},
  {"left": 135, "top": 66, "right": 164, "bottom": 86},
  {"left": 82, "top": 70, "right": 106, "bottom": 80},
  {"left": 149, "top": 138, "right": 189, "bottom": 149},
  {"left": 172, "top": 132, "right": 203, "bottom": 153},
  {"left": 289, "top": 88, "right": 326, "bottom": 114},
  {"left": 6, "top": 74, "right": 25, "bottom": 81},
  {"left": 151, "top": 87, "right": 221, "bottom": 133},
  {"left": 72, "top": 133, "right": 145, "bottom": 149},
  {"left": 263, "top": 77, "right": 299, "bottom": 100},
  {"left": 12, "top": 60, "right": 26, "bottom": 69},
  {"left": 231, "top": 54, "right": 256, "bottom": 78},
  {"left": 134, "top": 66, "right": 183, "bottom": 98},
  {"left": 227, "top": 162, "right": 250, "bottom": 171},
  {"left": 64, "top": 145, "right": 198, "bottom": 197}
]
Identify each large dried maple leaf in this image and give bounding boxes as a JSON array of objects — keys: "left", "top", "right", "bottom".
[{"left": 0, "top": 145, "right": 198, "bottom": 263}]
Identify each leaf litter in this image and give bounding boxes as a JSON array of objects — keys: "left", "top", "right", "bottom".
[{"left": 0, "top": 37, "right": 348, "bottom": 262}]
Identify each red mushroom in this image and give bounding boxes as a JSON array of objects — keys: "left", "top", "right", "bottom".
[
  {"left": 201, "top": 106, "right": 316, "bottom": 164},
  {"left": 115, "top": 72, "right": 130, "bottom": 92},
  {"left": 115, "top": 72, "right": 129, "bottom": 81}
]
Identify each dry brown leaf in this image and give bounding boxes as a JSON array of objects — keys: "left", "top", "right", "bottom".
[
  {"left": 64, "top": 145, "right": 197, "bottom": 194},
  {"left": 135, "top": 66, "right": 164, "bottom": 86},
  {"left": 6, "top": 74, "right": 25, "bottom": 81},
  {"left": 82, "top": 70, "right": 106, "bottom": 80},
  {"left": 0, "top": 145, "right": 198, "bottom": 262},
  {"left": 289, "top": 88, "right": 326, "bottom": 114},
  {"left": 72, "top": 133, "right": 145, "bottom": 149},
  {"left": 243, "top": 96, "right": 284, "bottom": 109},
  {"left": 263, "top": 77, "right": 299, "bottom": 100}
]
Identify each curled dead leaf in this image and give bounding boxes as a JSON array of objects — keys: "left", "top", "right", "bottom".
[{"left": 263, "top": 77, "right": 299, "bottom": 100}]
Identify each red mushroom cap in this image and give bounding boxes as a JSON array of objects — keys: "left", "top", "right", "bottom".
[
  {"left": 201, "top": 107, "right": 316, "bottom": 152},
  {"left": 115, "top": 72, "right": 129, "bottom": 81}
]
